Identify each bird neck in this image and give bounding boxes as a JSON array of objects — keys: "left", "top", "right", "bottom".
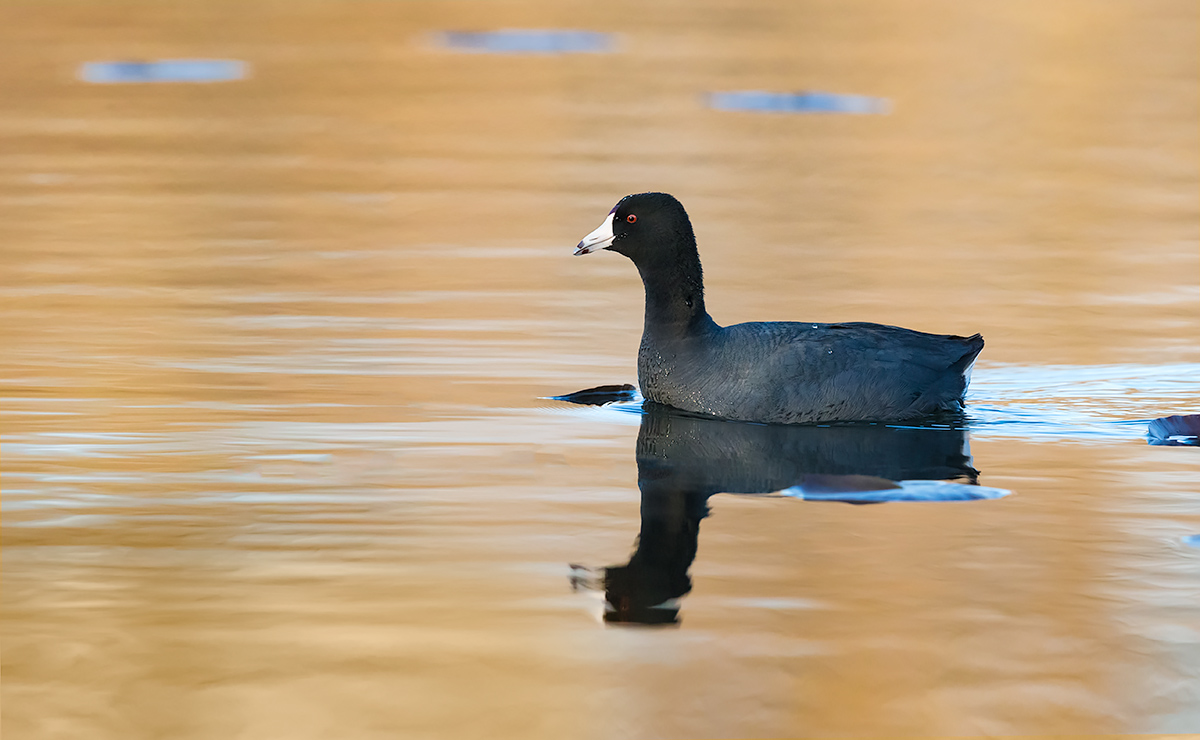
[{"left": 634, "top": 256, "right": 716, "bottom": 337}]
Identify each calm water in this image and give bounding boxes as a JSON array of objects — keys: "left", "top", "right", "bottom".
[{"left": 2, "top": 1, "right": 1198, "bottom": 738}]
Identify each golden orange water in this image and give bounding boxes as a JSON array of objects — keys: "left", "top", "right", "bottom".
[{"left": 2, "top": 1, "right": 1198, "bottom": 738}]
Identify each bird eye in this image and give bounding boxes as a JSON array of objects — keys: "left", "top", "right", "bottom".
[{"left": 626, "top": 214, "right": 637, "bottom": 223}]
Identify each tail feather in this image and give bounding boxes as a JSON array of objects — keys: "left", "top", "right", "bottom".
[{"left": 910, "top": 334, "right": 984, "bottom": 415}]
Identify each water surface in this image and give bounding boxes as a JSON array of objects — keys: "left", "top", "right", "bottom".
[{"left": 2, "top": 1, "right": 1198, "bottom": 738}]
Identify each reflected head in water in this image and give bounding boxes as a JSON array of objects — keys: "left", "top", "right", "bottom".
[{"left": 561, "top": 392, "right": 1005, "bottom": 626}]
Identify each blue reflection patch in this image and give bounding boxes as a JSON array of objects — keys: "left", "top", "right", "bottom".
[
  {"left": 80, "top": 59, "right": 247, "bottom": 84},
  {"left": 782, "top": 476, "right": 1009, "bottom": 503},
  {"left": 709, "top": 90, "right": 890, "bottom": 114},
  {"left": 439, "top": 30, "right": 614, "bottom": 54},
  {"left": 1184, "top": 535, "right": 1200, "bottom": 549}
]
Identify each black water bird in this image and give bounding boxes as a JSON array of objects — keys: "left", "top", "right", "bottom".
[{"left": 575, "top": 192, "right": 984, "bottom": 424}]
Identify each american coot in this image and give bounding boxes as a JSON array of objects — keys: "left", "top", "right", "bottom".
[
  {"left": 574, "top": 192, "right": 984, "bottom": 424},
  {"left": 572, "top": 401, "right": 985, "bottom": 624}
]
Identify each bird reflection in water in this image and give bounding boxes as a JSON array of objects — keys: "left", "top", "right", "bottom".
[{"left": 557, "top": 387, "right": 1008, "bottom": 626}]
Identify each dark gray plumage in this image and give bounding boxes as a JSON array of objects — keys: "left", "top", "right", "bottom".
[{"left": 574, "top": 192, "right": 984, "bottom": 424}]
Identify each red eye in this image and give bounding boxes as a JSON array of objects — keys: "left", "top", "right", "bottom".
[{"left": 626, "top": 214, "right": 637, "bottom": 223}]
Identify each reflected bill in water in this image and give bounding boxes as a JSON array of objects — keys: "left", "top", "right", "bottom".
[{"left": 562, "top": 391, "right": 1009, "bottom": 625}]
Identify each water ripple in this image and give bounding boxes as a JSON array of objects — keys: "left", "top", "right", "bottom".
[{"left": 967, "top": 363, "right": 1200, "bottom": 442}]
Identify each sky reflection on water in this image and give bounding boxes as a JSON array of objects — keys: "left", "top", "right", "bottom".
[
  {"left": 709, "top": 90, "right": 890, "bottom": 114},
  {"left": 79, "top": 59, "right": 247, "bottom": 84},
  {"left": 438, "top": 30, "right": 614, "bottom": 54}
]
